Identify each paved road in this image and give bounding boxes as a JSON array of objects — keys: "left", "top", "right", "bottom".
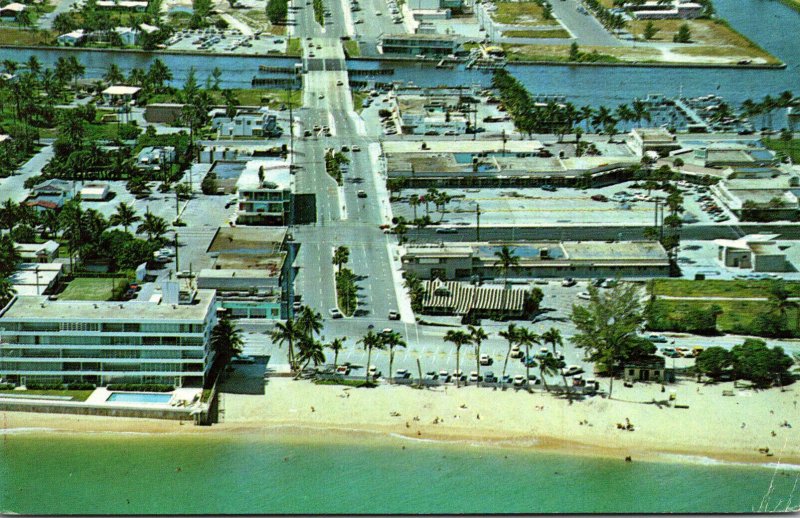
[
  {"left": 549, "top": 0, "right": 620, "bottom": 47},
  {"left": 0, "top": 146, "right": 54, "bottom": 203},
  {"left": 37, "top": 0, "right": 81, "bottom": 30}
]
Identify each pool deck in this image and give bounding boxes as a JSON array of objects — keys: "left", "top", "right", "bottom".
[{"left": 86, "top": 387, "right": 202, "bottom": 409}]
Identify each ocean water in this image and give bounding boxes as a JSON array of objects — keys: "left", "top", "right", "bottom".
[{"left": 0, "top": 430, "right": 798, "bottom": 514}]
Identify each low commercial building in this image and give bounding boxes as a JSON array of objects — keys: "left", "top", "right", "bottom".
[
  {"left": 101, "top": 85, "right": 142, "bottom": 105},
  {"left": 379, "top": 34, "right": 462, "bottom": 57},
  {"left": 210, "top": 109, "right": 282, "bottom": 138},
  {"left": 713, "top": 180, "right": 798, "bottom": 221},
  {"left": 25, "top": 179, "right": 75, "bottom": 212},
  {"left": 143, "top": 103, "right": 185, "bottom": 124},
  {"left": 715, "top": 234, "right": 790, "bottom": 272},
  {"left": 421, "top": 278, "right": 537, "bottom": 319},
  {"left": 628, "top": 128, "right": 681, "bottom": 157},
  {"left": 0, "top": 288, "right": 218, "bottom": 388},
  {"left": 692, "top": 144, "right": 777, "bottom": 168},
  {"left": 402, "top": 241, "right": 670, "bottom": 280},
  {"left": 234, "top": 160, "right": 293, "bottom": 226},
  {"left": 15, "top": 241, "right": 60, "bottom": 263},
  {"left": 396, "top": 93, "right": 469, "bottom": 135}
]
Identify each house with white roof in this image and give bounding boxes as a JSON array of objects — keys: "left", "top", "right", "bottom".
[
  {"left": 57, "top": 29, "right": 86, "bottom": 46},
  {"left": 102, "top": 85, "right": 142, "bottom": 104}
]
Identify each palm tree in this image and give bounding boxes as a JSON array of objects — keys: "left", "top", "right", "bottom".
[
  {"left": 518, "top": 328, "right": 540, "bottom": 386},
  {"left": 768, "top": 281, "right": 799, "bottom": 332},
  {"left": 326, "top": 337, "right": 346, "bottom": 369},
  {"left": 40, "top": 209, "right": 60, "bottom": 239},
  {"left": 358, "top": 330, "right": 385, "bottom": 385},
  {"left": 383, "top": 331, "right": 406, "bottom": 383},
  {"left": 109, "top": 202, "right": 140, "bottom": 233},
  {"left": 297, "top": 305, "right": 323, "bottom": 339},
  {"left": 25, "top": 56, "right": 41, "bottom": 78},
  {"left": 468, "top": 325, "right": 488, "bottom": 379},
  {"left": 332, "top": 245, "right": 349, "bottom": 274},
  {"left": 103, "top": 63, "right": 125, "bottom": 85},
  {"left": 443, "top": 329, "right": 471, "bottom": 387},
  {"left": 631, "top": 98, "right": 651, "bottom": 127},
  {"left": 493, "top": 245, "right": 520, "bottom": 318},
  {"left": 541, "top": 327, "right": 571, "bottom": 400},
  {"left": 537, "top": 354, "right": 562, "bottom": 393},
  {"left": 0, "top": 198, "right": 19, "bottom": 232},
  {"left": 136, "top": 211, "right": 169, "bottom": 242},
  {"left": 408, "top": 195, "right": 420, "bottom": 221},
  {"left": 270, "top": 318, "right": 300, "bottom": 372},
  {"left": 296, "top": 336, "right": 326, "bottom": 372},
  {"left": 210, "top": 315, "right": 244, "bottom": 367},
  {"left": 499, "top": 323, "right": 519, "bottom": 379}
]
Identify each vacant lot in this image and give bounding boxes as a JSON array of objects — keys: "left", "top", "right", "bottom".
[
  {"left": 59, "top": 277, "right": 127, "bottom": 301},
  {"left": 492, "top": 2, "right": 561, "bottom": 26},
  {"left": 629, "top": 19, "right": 779, "bottom": 63},
  {"left": 764, "top": 138, "right": 800, "bottom": 163},
  {"left": 502, "top": 28, "right": 571, "bottom": 38},
  {"left": 650, "top": 279, "right": 800, "bottom": 298},
  {"left": 650, "top": 299, "right": 800, "bottom": 336}
]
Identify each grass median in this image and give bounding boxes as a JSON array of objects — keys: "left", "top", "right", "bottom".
[{"left": 335, "top": 268, "right": 357, "bottom": 317}]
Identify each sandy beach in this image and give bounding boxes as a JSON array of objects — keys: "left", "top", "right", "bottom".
[{"left": 3, "top": 377, "right": 799, "bottom": 466}]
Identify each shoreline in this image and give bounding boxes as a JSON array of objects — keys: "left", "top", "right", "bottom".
[
  {"left": 3, "top": 377, "right": 799, "bottom": 468},
  {"left": 0, "top": 44, "right": 785, "bottom": 70}
]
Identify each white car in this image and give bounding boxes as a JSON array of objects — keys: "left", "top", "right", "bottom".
[
  {"left": 157, "top": 247, "right": 175, "bottom": 258},
  {"left": 479, "top": 354, "right": 493, "bottom": 366},
  {"left": 469, "top": 371, "right": 480, "bottom": 382},
  {"left": 329, "top": 308, "right": 343, "bottom": 319},
  {"left": 513, "top": 375, "right": 526, "bottom": 387},
  {"left": 577, "top": 292, "right": 591, "bottom": 300},
  {"left": 562, "top": 365, "right": 584, "bottom": 376}
]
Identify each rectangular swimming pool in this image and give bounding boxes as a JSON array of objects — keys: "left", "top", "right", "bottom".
[{"left": 106, "top": 392, "right": 173, "bottom": 404}]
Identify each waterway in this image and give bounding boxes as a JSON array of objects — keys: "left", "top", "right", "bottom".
[
  {"left": 0, "top": 430, "right": 798, "bottom": 514},
  {"left": 0, "top": 0, "right": 797, "bottom": 108}
]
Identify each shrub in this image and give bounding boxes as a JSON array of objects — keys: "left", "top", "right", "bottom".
[
  {"left": 106, "top": 383, "right": 174, "bottom": 392},
  {"left": 26, "top": 383, "right": 66, "bottom": 390},
  {"left": 0, "top": 383, "right": 15, "bottom": 390},
  {"left": 67, "top": 382, "right": 97, "bottom": 390}
]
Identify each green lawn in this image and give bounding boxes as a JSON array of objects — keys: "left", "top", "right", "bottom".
[
  {"left": 649, "top": 279, "right": 800, "bottom": 298},
  {"left": 352, "top": 91, "right": 368, "bottom": 113},
  {"left": 764, "top": 138, "right": 800, "bottom": 164},
  {"left": 343, "top": 39, "right": 360, "bottom": 57},
  {"left": 58, "top": 277, "right": 127, "bottom": 301},
  {"left": 286, "top": 37, "right": 302, "bottom": 56},
  {"left": 0, "top": 389, "right": 94, "bottom": 401},
  {"left": 146, "top": 88, "right": 302, "bottom": 110},
  {"left": 0, "top": 27, "right": 55, "bottom": 45}
]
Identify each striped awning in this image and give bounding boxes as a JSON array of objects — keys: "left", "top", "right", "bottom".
[{"left": 422, "top": 280, "right": 527, "bottom": 315}]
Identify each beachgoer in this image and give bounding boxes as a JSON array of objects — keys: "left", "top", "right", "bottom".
[{"left": 311, "top": 406, "right": 315, "bottom": 412}]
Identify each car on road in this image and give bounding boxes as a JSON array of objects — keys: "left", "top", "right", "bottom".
[
  {"left": 561, "top": 278, "right": 576, "bottom": 287},
  {"left": 591, "top": 194, "right": 608, "bottom": 202},
  {"left": 157, "top": 247, "right": 175, "bottom": 258},
  {"left": 435, "top": 227, "right": 457, "bottom": 234},
  {"left": 577, "top": 291, "right": 591, "bottom": 300},
  {"left": 329, "top": 308, "right": 343, "bottom": 319},
  {"left": 357, "top": 190, "right": 367, "bottom": 198},
  {"left": 351, "top": 145, "right": 361, "bottom": 152},
  {"left": 336, "top": 80, "right": 343, "bottom": 86},
  {"left": 513, "top": 375, "right": 526, "bottom": 387},
  {"left": 318, "top": 94, "right": 325, "bottom": 99},
  {"left": 388, "top": 310, "right": 400, "bottom": 320},
  {"left": 341, "top": 145, "right": 350, "bottom": 152},
  {"left": 541, "top": 184, "right": 557, "bottom": 192},
  {"left": 646, "top": 334, "right": 667, "bottom": 343},
  {"left": 562, "top": 365, "right": 584, "bottom": 376},
  {"left": 292, "top": 301, "right": 303, "bottom": 311},
  {"left": 479, "top": 354, "right": 493, "bottom": 366}
]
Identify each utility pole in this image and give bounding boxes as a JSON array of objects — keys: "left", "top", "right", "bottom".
[
  {"left": 287, "top": 83, "right": 295, "bottom": 168},
  {"left": 476, "top": 203, "right": 481, "bottom": 241},
  {"left": 175, "top": 230, "right": 180, "bottom": 272}
]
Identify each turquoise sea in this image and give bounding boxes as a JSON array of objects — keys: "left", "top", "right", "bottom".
[{"left": 0, "top": 430, "right": 798, "bottom": 514}]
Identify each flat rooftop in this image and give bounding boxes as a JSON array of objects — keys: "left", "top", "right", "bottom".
[
  {"left": 384, "top": 140, "right": 543, "bottom": 154},
  {"left": 1, "top": 289, "right": 216, "bottom": 322},
  {"left": 214, "top": 252, "right": 286, "bottom": 274},
  {"left": 207, "top": 226, "right": 287, "bottom": 254},
  {"left": 236, "top": 159, "right": 292, "bottom": 191}
]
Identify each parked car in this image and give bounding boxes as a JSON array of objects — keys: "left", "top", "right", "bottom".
[
  {"left": 561, "top": 278, "right": 576, "bottom": 287},
  {"left": 646, "top": 334, "right": 667, "bottom": 343},
  {"left": 591, "top": 194, "right": 608, "bottom": 202},
  {"left": 562, "top": 365, "right": 584, "bottom": 376},
  {"left": 483, "top": 371, "right": 497, "bottom": 383},
  {"left": 513, "top": 375, "right": 526, "bottom": 387},
  {"left": 479, "top": 354, "right": 493, "bottom": 366},
  {"left": 577, "top": 292, "right": 591, "bottom": 300},
  {"left": 510, "top": 345, "right": 523, "bottom": 358},
  {"left": 395, "top": 369, "right": 411, "bottom": 379},
  {"left": 368, "top": 365, "right": 381, "bottom": 378},
  {"left": 469, "top": 371, "right": 481, "bottom": 383},
  {"left": 435, "top": 227, "right": 457, "bottom": 234}
]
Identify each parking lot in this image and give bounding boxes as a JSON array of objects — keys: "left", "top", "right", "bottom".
[
  {"left": 390, "top": 181, "right": 734, "bottom": 228},
  {"left": 165, "top": 28, "right": 288, "bottom": 54}
]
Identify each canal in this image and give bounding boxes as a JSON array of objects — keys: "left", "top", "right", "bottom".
[{"left": 0, "top": 0, "right": 797, "bottom": 107}]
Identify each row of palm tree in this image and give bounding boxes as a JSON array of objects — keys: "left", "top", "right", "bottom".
[
  {"left": 740, "top": 91, "right": 795, "bottom": 131},
  {"left": 498, "top": 324, "right": 570, "bottom": 397},
  {"left": 270, "top": 305, "right": 345, "bottom": 376}
]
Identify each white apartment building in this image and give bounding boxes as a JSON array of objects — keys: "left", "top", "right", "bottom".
[{"left": 0, "top": 289, "right": 218, "bottom": 388}]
